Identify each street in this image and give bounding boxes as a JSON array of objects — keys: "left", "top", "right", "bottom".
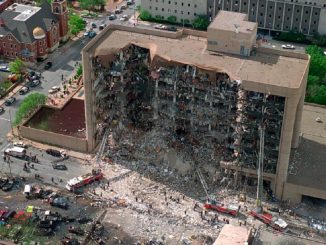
[{"left": 0, "top": 145, "right": 91, "bottom": 188}]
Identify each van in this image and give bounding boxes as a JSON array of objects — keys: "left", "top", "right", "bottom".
[
  {"left": 5, "top": 147, "right": 26, "bottom": 158},
  {"left": 24, "top": 184, "right": 31, "bottom": 197}
]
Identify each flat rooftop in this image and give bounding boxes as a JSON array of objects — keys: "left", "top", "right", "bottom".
[
  {"left": 289, "top": 104, "right": 326, "bottom": 190},
  {"left": 208, "top": 11, "right": 257, "bottom": 34},
  {"left": 213, "top": 224, "right": 251, "bottom": 245},
  {"left": 6, "top": 4, "right": 41, "bottom": 21},
  {"left": 86, "top": 26, "right": 309, "bottom": 95}
]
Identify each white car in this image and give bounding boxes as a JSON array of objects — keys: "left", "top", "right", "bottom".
[
  {"left": 13, "top": 141, "right": 27, "bottom": 148},
  {"left": 154, "top": 24, "right": 168, "bottom": 30},
  {"left": 119, "top": 16, "right": 128, "bottom": 21},
  {"left": 83, "top": 31, "right": 89, "bottom": 37},
  {"left": 282, "top": 44, "right": 295, "bottom": 50},
  {"left": 49, "top": 86, "right": 61, "bottom": 94}
]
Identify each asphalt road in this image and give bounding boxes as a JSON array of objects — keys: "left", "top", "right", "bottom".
[
  {"left": 0, "top": 144, "right": 91, "bottom": 188},
  {"left": 0, "top": 38, "right": 90, "bottom": 148}
]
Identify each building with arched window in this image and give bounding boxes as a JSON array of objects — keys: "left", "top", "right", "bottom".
[{"left": 0, "top": 0, "right": 68, "bottom": 62}]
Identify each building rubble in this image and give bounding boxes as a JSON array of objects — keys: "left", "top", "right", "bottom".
[{"left": 92, "top": 44, "right": 286, "bottom": 183}]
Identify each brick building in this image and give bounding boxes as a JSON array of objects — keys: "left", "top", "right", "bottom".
[{"left": 0, "top": 0, "right": 68, "bottom": 62}]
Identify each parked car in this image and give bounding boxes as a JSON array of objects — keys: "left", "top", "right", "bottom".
[
  {"left": 83, "top": 31, "right": 90, "bottom": 37},
  {"left": 19, "top": 86, "right": 30, "bottom": 95},
  {"left": 108, "top": 14, "right": 117, "bottom": 20},
  {"left": 52, "top": 163, "right": 67, "bottom": 170},
  {"left": 27, "top": 79, "right": 41, "bottom": 87},
  {"left": 13, "top": 141, "right": 27, "bottom": 148},
  {"left": 1, "top": 210, "right": 16, "bottom": 221},
  {"left": 0, "top": 106, "right": 4, "bottom": 114},
  {"left": 120, "top": 4, "right": 127, "bottom": 10},
  {"left": 91, "top": 23, "right": 97, "bottom": 28},
  {"left": 127, "top": 0, "right": 134, "bottom": 5},
  {"left": 0, "top": 65, "right": 10, "bottom": 72},
  {"left": 50, "top": 197, "right": 69, "bottom": 209},
  {"left": 0, "top": 178, "right": 8, "bottom": 188},
  {"left": 48, "top": 86, "right": 60, "bottom": 94},
  {"left": 282, "top": 44, "right": 295, "bottom": 50},
  {"left": 99, "top": 23, "right": 107, "bottom": 30},
  {"left": 2, "top": 180, "right": 14, "bottom": 192},
  {"left": 4, "top": 97, "right": 16, "bottom": 106},
  {"left": 46, "top": 149, "right": 67, "bottom": 158},
  {"left": 44, "top": 61, "right": 52, "bottom": 70},
  {"left": 88, "top": 31, "right": 97, "bottom": 38},
  {"left": 154, "top": 24, "right": 168, "bottom": 30},
  {"left": 115, "top": 9, "right": 123, "bottom": 14},
  {"left": 167, "top": 26, "right": 178, "bottom": 32}
]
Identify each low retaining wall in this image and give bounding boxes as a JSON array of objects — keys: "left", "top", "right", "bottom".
[{"left": 20, "top": 125, "right": 88, "bottom": 152}]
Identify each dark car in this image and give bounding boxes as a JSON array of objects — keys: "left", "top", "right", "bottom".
[
  {"left": 99, "top": 23, "right": 107, "bottom": 30},
  {"left": 26, "top": 79, "right": 41, "bottom": 88},
  {"left": 0, "top": 106, "right": 4, "bottom": 114},
  {"left": 4, "top": 97, "right": 16, "bottom": 106},
  {"left": 52, "top": 163, "right": 67, "bottom": 170},
  {"left": 77, "top": 216, "right": 92, "bottom": 224},
  {"left": 120, "top": 4, "right": 127, "bottom": 10},
  {"left": 2, "top": 210, "right": 16, "bottom": 221},
  {"left": 167, "top": 26, "right": 178, "bottom": 32},
  {"left": 88, "top": 31, "right": 97, "bottom": 38},
  {"left": 19, "top": 86, "right": 30, "bottom": 95},
  {"left": 0, "top": 178, "right": 8, "bottom": 188},
  {"left": 50, "top": 197, "right": 69, "bottom": 209},
  {"left": 46, "top": 149, "right": 61, "bottom": 157},
  {"left": 108, "top": 14, "right": 117, "bottom": 20},
  {"left": 114, "top": 9, "right": 122, "bottom": 14},
  {"left": 44, "top": 62, "right": 52, "bottom": 70},
  {"left": 91, "top": 23, "right": 97, "bottom": 28},
  {"left": 126, "top": 0, "right": 134, "bottom": 5},
  {"left": 2, "top": 180, "right": 14, "bottom": 192}
]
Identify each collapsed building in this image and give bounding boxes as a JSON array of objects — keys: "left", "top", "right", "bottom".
[{"left": 82, "top": 11, "right": 310, "bottom": 202}]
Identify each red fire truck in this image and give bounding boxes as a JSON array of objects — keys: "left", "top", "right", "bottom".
[
  {"left": 66, "top": 169, "right": 104, "bottom": 192},
  {"left": 204, "top": 200, "right": 240, "bottom": 216},
  {"left": 249, "top": 210, "right": 288, "bottom": 231}
]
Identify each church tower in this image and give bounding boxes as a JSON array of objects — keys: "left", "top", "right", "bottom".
[{"left": 51, "top": 0, "right": 69, "bottom": 41}]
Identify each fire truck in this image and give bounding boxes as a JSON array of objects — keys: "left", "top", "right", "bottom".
[
  {"left": 66, "top": 169, "right": 104, "bottom": 192},
  {"left": 204, "top": 200, "right": 240, "bottom": 216},
  {"left": 249, "top": 210, "right": 288, "bottom": 231}
]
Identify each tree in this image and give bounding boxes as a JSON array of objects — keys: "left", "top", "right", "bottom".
[
  {"left": 192, "top": 15, "right": 210, "bottom": 30},
  {"left": 79, "top": 0, "right": 93, "bottom": 13},
  {"left": 68, "top": 14, "right": 86, "bottom": 36},
  {"left": 139, "top": 10, "right": 152, "bottom": 21},
  {"left": 9, "top": 58, "right": 26, "bottom": 83},
  {"left": 14, "top": 93, "right": 47, "bottom": 126},
  {"left": 167, "top": 16, "right": 177, "bottom": 23}
]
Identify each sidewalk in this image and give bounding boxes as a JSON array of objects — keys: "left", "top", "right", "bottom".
[{"left": 0, "top": 84, "right": 23, "bottom": 107}]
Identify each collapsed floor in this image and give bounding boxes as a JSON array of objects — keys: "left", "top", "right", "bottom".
[{"left": 92, "top": 44, "right": 285, "bottom": 183}]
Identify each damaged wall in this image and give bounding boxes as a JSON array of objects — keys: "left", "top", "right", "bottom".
[{"left": 91, "top": 44, "right": 285, "bottom": 181}]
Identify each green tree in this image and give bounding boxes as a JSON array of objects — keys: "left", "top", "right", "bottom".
[
  {"left": 79, "top": 0, "right": 93, "bottom": 13},
  {"left": 192, "top": 15, "right": 210, "bottom": 30},
  {"left": 139, "top": 10, "right": 152, "bottom": 21},
  {"left": 9, "top": 58, "right": 26, "bottom": 83},
  {"left": 167, "top": 16, "right": 177, "bottom": 23},
  {"left": 14, "top": 93, "right": 47, "bottom": 126},
  {"left": 76, "top": 64, "right": 83, "bottom": 77},
  {"left": 68, "top": 14, "right": 86, "bottom": 36}
]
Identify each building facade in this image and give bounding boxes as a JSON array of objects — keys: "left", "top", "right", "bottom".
[
  {"left": 81, "top": 14, "right": 311, "bottom": 202},
  {"left": 141, "top": 0, "right": 326, "bottom": 35},
  {"left": 141, "top": 0, "right": 207, "bottom": 22},
  {"left": 0, "top": 0, "right": 68, "bottom": 62}
]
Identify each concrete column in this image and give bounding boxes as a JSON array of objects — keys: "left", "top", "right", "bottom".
[
  {"left": 82, "top": 51, "right": 96, "bottom": 152},
  {"left": 274, "top": 96, "right": 298, "bottom": 200},
  {"left": 291, "top": 94, "right": 304, "bottom": 148}
]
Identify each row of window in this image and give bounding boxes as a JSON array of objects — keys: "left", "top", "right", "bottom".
[
  {"left": 149, "top": 0, "right": 198, "bottom": 8},
  {"left": 149, "top": 6, "right": 197, "bottom": 15}
]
